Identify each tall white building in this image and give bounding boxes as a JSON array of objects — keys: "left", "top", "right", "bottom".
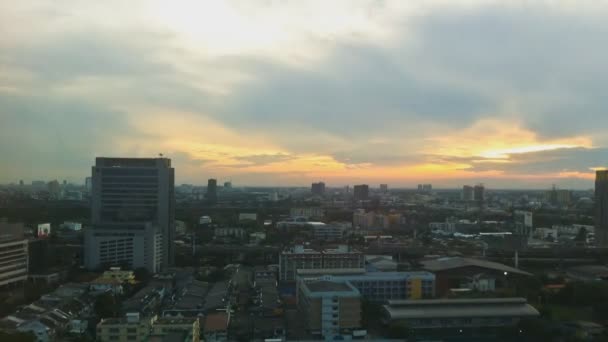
[{"left": 84, "top": 158, "right": 175, "bottom": 273}]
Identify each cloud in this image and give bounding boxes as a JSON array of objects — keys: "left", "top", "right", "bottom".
[
  {"left": 1, "top": 0, "right": 608, "bottom": 187},
  {"left": 233, "top": 153, "right": 296, "bottom": 166}
]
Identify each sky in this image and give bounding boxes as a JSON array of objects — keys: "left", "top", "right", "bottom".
[{"left": 1, "top": 0, "right": 607, "bottom": 188}]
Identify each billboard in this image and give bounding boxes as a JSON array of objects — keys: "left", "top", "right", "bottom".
[{"left": 37, "top": 223, "right": 51, "bottom": 238}]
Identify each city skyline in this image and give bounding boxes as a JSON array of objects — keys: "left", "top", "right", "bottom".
[{"left": 2, "top": 1, "right": 608, "bottom": 188}]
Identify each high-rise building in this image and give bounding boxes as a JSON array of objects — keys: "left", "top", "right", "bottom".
[
  {"left": 84, "top": 158, "right": 175, "bottom": 273},
  {"left": 207, "top": 178, "right": 217, "bottom": 204},
  {"left": 380, "top": 184, "right": 388, "bottom": 193},
  {"left": 223, "top": 181, "right": 232, "bottom": 189},
  {"left": 0, "top": 219, "right": 28, "bottom": 289},
  {"left": 474, "top": 184, "right": 485, "bottom": 203},
  {"left": 595, "top": 170, "right": 608, "bottom": 247},
  {"left": 462, "top": 185, "right": 474, "bottom": 201},
  {"left": 353, "top": 184, "right": 369, "bottom": 201},
  {"left": 85, "top": 177, "right": 93, "bottom": 192},
  {"left": 311, "top": 182, "right": 326, "bottom": 196},
  {"left": 545, "top": 185, "right": 572, "bottom": 206},
  {"left": 514, "top": 210, "right": 533, "bottom": 237}
]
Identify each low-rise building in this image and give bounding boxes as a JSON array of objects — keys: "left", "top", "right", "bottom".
[
  {"left": 279, "top": 245, "right": 364, "bottom": 282},
  {"left": 420, "top": 257, "right": 532, "bottom": 296},
  {"left": 97, "top": 313, "right": 155, "bottom": 342},
  {"left": 566, "top": 265, "right": 608, "bottom": 282},
  {"left": 382, "top": 297, "right": 539, "bottom": 329},
  {"left": 365, "top": 255, "right": 398, "bottom": 272},
  {"left": 313, "top": 224, "right": 345, "bottom": 241},
  {"left": 203, "top": 312, "right": 229, "bottom": 342},
  {"left": 298, "top": 270, "right": 435, "bottom": 302},
  {"left": 298, "top": 279, "right": 361, "bottom": 339},
  {"left": 214, "top": 227, "right": 246, "bottom": 239},
  {"left": 151, "top": 317, "right": 199, "bottom": 342},
  {"left": 97, "top": 314, "right": 199, "bottom": 342}
]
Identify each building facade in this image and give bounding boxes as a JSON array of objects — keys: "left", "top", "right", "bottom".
[
  {"left": 279, "top": 245, "right": 364, "bottom": 281},
  {"left": 462, "top": 185, "right": 474, "bottom": 201},
  {"left": 514, "top": 210, "right": 533, "bottom": 237},
  {"left": 207, "top": 178, "right": 217, "bottom": 204},
  {"left": 85, "top": 158, "right": 175, "bottom": 273},
  {"left": 382, "top": 298, "right": 539, "bottom": 330},
  {"left": 311, "top": 182, "right": 326, "bottom": 196},
  {"left": 353, "top": 185, "right": 369, "bottom": 201},
  {"left": 0, "top": 237, "right": 28, "bottom": 288},
  {"left": 298, "top": 271, "right": 435, "bottom": 302},
  {"left": 298, "top": 280, "right": 361, "bottom": 338},
  {"left": 596, "top": 170, "right": 608, "bottom": 247}
]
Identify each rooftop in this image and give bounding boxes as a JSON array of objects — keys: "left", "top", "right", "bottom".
[
  {"left": 420, "top": 257, "right": 532, "bottom": 276},
  {"left": 203, "top": 313, "right": 228, "bottom": 333},
  {"left": 384, "top": 297, "right": 540, "bottom": 320},
  {"left": 304, "top": 280, "right": 355, "bottom": 293},
  {"left": 568, "top": 265, "right": 608, "bottom": 277}
]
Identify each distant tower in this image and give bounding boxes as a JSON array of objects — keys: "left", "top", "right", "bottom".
[
  {"left": 474, "top": 184, "right": 485, "bottom": 205},
  {"left": 380, "top": 184, "right": 388, "bottom": 193},
  {"left": 207, "top": 179, "right": 218, "bottom": 204},
  {"left": 353, "top": 184, "right": 369, "bottom": 201},
  {"left": 223, "top": 181, "right": 232, "bottom": 189},
  {"left": 311, "top": 182, "right": 326, "bottom": 196},
  {"left": 596, "top": 170, "right": 608, "bottom": 247},
  {"left": 462, "top": 185, "right": 474, "bottom": 201}
]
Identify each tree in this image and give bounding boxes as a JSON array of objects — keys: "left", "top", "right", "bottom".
[
  {"left": 386, "top": 322, "right": 410, "bottom": 339},
  {"left": 575, "top": 227, "right": 588, "bottom": 242},
  {"left": 133, "top": 267, "right": 150, "bottom": 283},
  {"left": 95, "top": 293, "right": 119, "bottom": 318},
  {"left": 0, "top": 331, "right": 36, "bottom": 342}
]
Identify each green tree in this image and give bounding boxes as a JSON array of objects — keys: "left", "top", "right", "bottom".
[
  {"left": 575, "top": 227, "right": 588, "bottom": 241},
  {"left": 386, "top": 322, "right": 410, "bottom": 339},
  {"left": 95, "top": 293, "right": 119, "bottom": 318},
  {"left": 0, "top": 331, "right": 36, "bottom": 342},
  {"left": 133, "top": 267, "right": 150, "bottom": 283}
]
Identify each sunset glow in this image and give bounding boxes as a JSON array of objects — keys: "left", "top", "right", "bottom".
[{"left": 1, "top": 1, "right": 606, "bottom": 188}]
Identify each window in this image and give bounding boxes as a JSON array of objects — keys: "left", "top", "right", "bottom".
[
  {"left": 127, "top": 328, "right": 137, "bottom": 333},
  {"left": 127, "top": 335, "right": 137, "bottom": 341}
]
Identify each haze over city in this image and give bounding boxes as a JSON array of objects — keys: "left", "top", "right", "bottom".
[{"left": 2, "top": 1, "right": 607, "bottom": 187}]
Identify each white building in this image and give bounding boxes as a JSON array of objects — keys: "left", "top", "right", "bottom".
[
  {"left": 60, "top": 222, "right": 82, "bottom": 231},
  {"left": 214, "top": 227, "right": 246, "bottom": 239}
]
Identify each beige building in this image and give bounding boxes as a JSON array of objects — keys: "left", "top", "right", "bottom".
[
  {"left": 97, "top": 314, "right": 155, "bottom": 342},
  {"left": 279, "top": 245, "right": 364, "bottom": 281},
  {"left": 97, "top": 314, "right": 199, "bottom": 342},
  {"left": 298, "top": 279, "right": 361, "bottom": 338},
  {"left": 0, "top": 233, "right": 28, "bottom": 288},
  {"left": 151, "top": 317, "right": 200, "bottom": 342}
]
